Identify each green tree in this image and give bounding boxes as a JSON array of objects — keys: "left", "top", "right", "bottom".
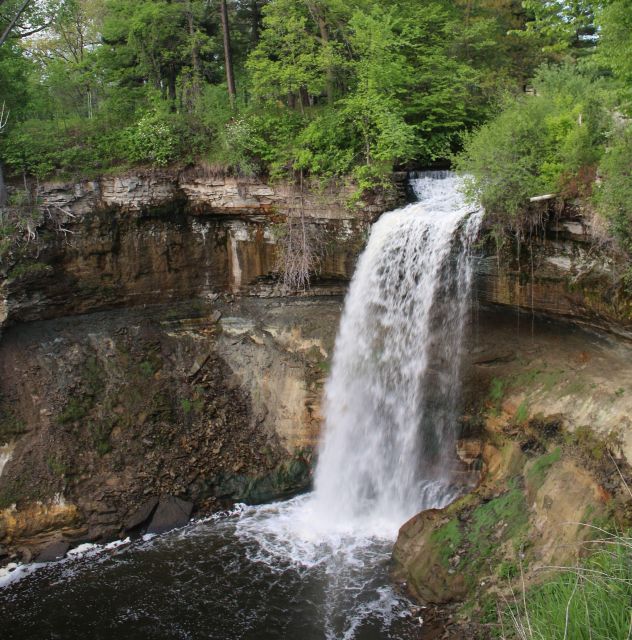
[
  {"left": 518, "top": 0, "right": 598, "bottom": 58},
  {"left": 598, "top": 0, "right": 632, "bottom": 98},
  {"left": 247, "top": 0, "right": 330, "bottom": 110}
]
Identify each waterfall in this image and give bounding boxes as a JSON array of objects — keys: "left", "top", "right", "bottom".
[
  {"left": 310, "top": 172, "right": 482, "bottom": 534},
  {"left": 232, "top": 172, "right": 482, "bottom": 628},
  {"left": 0, "top": 172, "right": 485, "bottom": 640}
]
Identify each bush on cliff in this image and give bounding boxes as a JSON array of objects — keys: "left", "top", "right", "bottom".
[
  {"left": 595, "top": 125, "right": 632, "bottom": 253},
  {"left": 456, "top": 65, "right": 611, "bottom": 227}
]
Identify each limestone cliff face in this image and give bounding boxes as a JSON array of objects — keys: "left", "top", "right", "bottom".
[
  {"left": 0, "top": 170, "right": 404, "bottom": 331},
  {"left": 0, "top": 170, "right": 402, "bottom": 559},
  {"left": 2, "top": 171, "right": 632, "bottom": 565},
  {"left": 0, "top": 299, "right": 338, "bottom": 556}
]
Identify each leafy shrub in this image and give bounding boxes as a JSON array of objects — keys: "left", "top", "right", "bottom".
[
  {"left": 456, "top": 66, "right": 611, "bottom": 226},
  {"left": 122, "top": 112, "right": 179, "bottom": 167},
  {"left": 594, "top": 125, "right": 632, "bottom": 252}
]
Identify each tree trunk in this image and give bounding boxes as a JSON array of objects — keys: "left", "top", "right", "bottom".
[
  {"left": 0, "top": 160, "right": 7, "bottom": 207},
  {"left": 0, "top": 0, "right": 30, "bottom": 48},
  {"left": 250, "top": 0, "right": 261, "bottom": 48},
  {"left": 167, "top": 66, "right": 177, "bottom": 107},
  {"left": 308, "top": 2, "right": 334, "bottom": 103},
  {"left": 185, "top": 4, "right": 202, "bottom": 110},
  {"left": 220, "top": 0, "right": 237, "bottom": 107}
]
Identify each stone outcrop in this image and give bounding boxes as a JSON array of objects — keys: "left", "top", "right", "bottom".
[
  {"left": 38, "top": 168, "right": 403, "bottom": 219},
  {"left": 475, "top": 205, "right": 632, "bottom": 338}
]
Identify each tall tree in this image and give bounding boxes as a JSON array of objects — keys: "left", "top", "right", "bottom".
[
  {"left": 0, "top": 102, "right": 8, "bottom": 205},
  {"left": 220, "top": 0, "right": 236, "bottom": 106}
]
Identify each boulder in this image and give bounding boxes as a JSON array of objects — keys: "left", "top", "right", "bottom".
[
  {"left": 146, "top": 496, "right": 193, "bottom": 535},
  {"left": 124, "top": 497, "right": 159, "bottom": 532}
]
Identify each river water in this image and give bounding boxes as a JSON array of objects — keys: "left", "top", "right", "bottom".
[{"left": 0, "top": 497, "right": 423, "bottom": 640}]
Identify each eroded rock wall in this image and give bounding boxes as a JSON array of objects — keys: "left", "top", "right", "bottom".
[
  {"left": 475, "top": 206, "right": 632, "bottom": 337},
  {"left": 0, "top": 298, "right": 340, "bottom": 557}
]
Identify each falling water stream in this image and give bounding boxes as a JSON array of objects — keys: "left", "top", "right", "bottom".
[{"left": 0, "top": 173, "right": 481, "bottom": 640}]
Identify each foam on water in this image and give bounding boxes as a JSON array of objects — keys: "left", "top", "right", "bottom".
[{"left": 231, "top": 496, "right": 413, "bottom": 640}]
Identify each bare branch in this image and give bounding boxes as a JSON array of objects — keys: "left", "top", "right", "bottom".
[
  {"left": 0, "top": 102, "right": 9, "bottom": 132},
  {"left": 15, "top": 20, "right": 53, "bottom": 38},
  {"left": 0, "top": 0, "right": 31, "bottom": 48}
]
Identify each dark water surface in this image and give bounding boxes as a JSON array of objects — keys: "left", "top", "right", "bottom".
[{"left": 0, "top": 497, "right": 424, "bottom": 640}]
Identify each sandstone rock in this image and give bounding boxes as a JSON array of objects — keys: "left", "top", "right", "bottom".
[{"left": 146, "top": 496, "right": 194, "bottom": 535}]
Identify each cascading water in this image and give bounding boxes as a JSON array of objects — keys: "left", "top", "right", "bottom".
[
  {"left": 0, "top": 172, "right": 483, "bottom": 640},
  {"left": 311, "top": 172, "right": 482, "bottom": 534}
]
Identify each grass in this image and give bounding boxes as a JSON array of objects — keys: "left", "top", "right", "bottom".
[
  {"left": 57, "top": 397, "right": 91, "bottom": 424},
  {"left": 89, "top": 419, "right": 114, "bottom": 457},
  {"left": 566, "top": 425, "right": 623, "bottom": 463},
  {"left": 437, "top": 487, "right": 531, "bottom": 590},
  {"left": 139, "top": 360, "right": 155, "bottom": 377},
  {"left": 469, "top": 489, "right": 529, "bottom": 563},
  {"left": 503, "top": 534, "right": 632, "bottom": 640},
  {"left": 514, "top": 401, "right": 529, "bottom": 425},
  {"left": 490, "top": 377, "right": 506, "bottom": 413},
  {"left": 526, "top": 447, "right": 562, "bottom": 491},
  {"left": 181, "top": 398, "right": 193, "bottom": 415},
  {"left": 498, "top": 560, "right": 519, "bottom": 581},
  {"left": 7, "top": 260, "right": 52, "bottom": 279},
  {"left": 430, "top": 519, "right": 463, "bottom": 567}
]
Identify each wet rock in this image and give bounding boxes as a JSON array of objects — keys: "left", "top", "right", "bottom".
[
  {"left": 124, "top": 497, "right": 159, "bottom": 532},
  {"left": 35, "top": 541, "right": 70, "bottom": 563},
  {"left": 146, "top": 496, "right": 194, "bottom": 535}
]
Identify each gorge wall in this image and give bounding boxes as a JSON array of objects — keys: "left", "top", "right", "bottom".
[
  {"left": 0, "top": 169, "right": 404, "bottom": 330},
  {"left": 0, "top": 170, "right": 403, "bottom": 560},
  {"left": 1, "top": 170, "right": 632, "bottom": 568}
]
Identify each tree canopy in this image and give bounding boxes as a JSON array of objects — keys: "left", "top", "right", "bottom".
[{"left": 0, "top": 0, "right": 629, "bottom": 205}]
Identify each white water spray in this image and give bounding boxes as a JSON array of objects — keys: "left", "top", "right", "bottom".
[{"left": 310, "top": 172, "right": 482, "bottom": 535}]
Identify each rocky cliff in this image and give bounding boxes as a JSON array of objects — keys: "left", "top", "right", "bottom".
[
  {"left": 476, "top": 204, "right": 632, "bottom": 338},
  {"left": 2, "top": 170, "right": 631, "bottom": 576},
  {"left": 0, "top": 169, "right": 404, "bottom": 331}
]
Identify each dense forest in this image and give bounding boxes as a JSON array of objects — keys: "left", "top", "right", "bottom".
[{"left": 0, "top": 1, "right": 631, "bottom": 241}]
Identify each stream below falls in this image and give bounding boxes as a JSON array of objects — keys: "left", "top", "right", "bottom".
[{"left": 0, "top": 496, "right": 428, "bottom": 640}]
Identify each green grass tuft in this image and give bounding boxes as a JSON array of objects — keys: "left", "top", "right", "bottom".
[
  {"left": 504, "top": 537, "right": 632, "bottom": 640},
  {"left": 430, "top": 519, "right": 463, "bottom": 567},
  {"left": 527, "top": 447, "right": 562, "bottom": 490}
]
